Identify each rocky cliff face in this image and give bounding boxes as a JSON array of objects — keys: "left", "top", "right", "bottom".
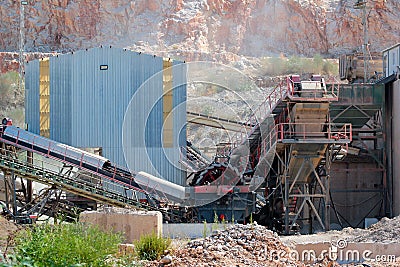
[{"left": 0, "top": 0, "right": 399, "bottom": 59}]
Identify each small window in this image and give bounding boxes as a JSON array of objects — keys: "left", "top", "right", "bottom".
[{"left": 100, "top": 65, "right": 108, "bottom": 70}]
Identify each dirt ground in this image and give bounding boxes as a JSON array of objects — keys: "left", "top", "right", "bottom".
[
  {"left": 0, "top": 215, "right": 19, "bottom": 255},
  {"left": 0, "top": 215, "right": 399, "bottom": 266}
]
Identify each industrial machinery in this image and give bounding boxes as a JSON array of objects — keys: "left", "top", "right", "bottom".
[
  {"left": 339, "top": 52, "right": 383, "bottom": 83},
  {"left": 183, "top": 76, "right": 352, "bottom": 233},
  {"left": 0, "top": 75, "right": 359, "bottom": 234},
  {"left": 0, "top": 122, "right": 191, "bottom": 223}
]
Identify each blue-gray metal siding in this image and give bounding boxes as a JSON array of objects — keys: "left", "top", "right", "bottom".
[
  {"left": 25, "top": 60, "right": 40, "bottom": 134},
  {"left": 172, "top": 61, "right": 187, "bottom": 185},
  {"left": 122, "top": 59, "right": 187, "bottom": 185},
  {"left": 50, "top": 55, "right": 72, "bottom": 144},
  {"left": 25, "top": 47, "right": 187, "bottom": 186}
]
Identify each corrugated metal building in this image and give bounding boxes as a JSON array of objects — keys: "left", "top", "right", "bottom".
[
  {"left": 382, "top": 43, "right": 400, "bottom": 77},
  {"left": 25, "top": 47, "right": 187, "bottom": 185}
]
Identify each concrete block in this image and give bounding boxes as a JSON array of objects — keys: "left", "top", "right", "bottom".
[
  {"left": 163, "top": 223, "right": 231, "bottom": 239},
  {"left": 80, "top": 210, "right": 162, "bottom": 243}
]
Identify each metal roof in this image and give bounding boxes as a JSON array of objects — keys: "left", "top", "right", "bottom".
[{"left": 382, "top": 43, "right": 400, "bottom": 52}]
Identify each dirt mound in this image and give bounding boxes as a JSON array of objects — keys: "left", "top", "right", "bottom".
[{"left": 0, "top": 215, "right": 19, "bottom": 253}]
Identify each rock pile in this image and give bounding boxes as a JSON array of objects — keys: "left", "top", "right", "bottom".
[
  {"left": 349, "top": 216, "right": 400, "bottom": 243},
  {"left": 169, "top": 223, "right": 302, "bottom": 267}
]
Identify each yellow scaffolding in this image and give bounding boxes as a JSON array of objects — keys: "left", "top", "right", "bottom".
[
  {"left": 39, "top": 58, "right": 50, "bottom": 138},
  {"left": 163, "top": 59, "right": 173, "bottom": 147}
]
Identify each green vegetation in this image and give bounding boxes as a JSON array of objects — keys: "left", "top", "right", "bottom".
[
  {"left": 201, "top": 104, "right": 214, "bottom": 115},
  {"left": 203, "top": 220, "right": 208, "bottom": 238},
  {"left": 260, "top": 54, "right": 338, "bottom": 76},
  {"left": 0, "top": 71, "right": 20, "bottom": 106},
  {"left": 0, "top": 71, "right": 24, "bottom": 127},
  {"left": 211, "top": 211, "right": 219, "bottom": 232},
  {"left": 6, "top": 107, "right": 25, "bottom": 127},
  {"left": 134, "top": 232, "right": 171, "bottom": 261},
  {"left": 3, "top": 223, "right": 123, "bottom": 267}
]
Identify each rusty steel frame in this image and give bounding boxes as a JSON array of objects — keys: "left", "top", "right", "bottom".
[{"left": 278, "top": 146, "right": 333, "bottom": 234}]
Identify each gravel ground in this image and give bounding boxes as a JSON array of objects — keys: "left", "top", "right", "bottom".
[
  {"left": 145, "top": 223, "right": 320, "bottom": 267},
  {"left": 1, "top": 215, "right": 399, "bottom": 266},
  {"left": 347, "top": 216, "right": 400, "bottom": 243},
  {"left": 144, "top": 217, "right": 400, "bottom": 267}
]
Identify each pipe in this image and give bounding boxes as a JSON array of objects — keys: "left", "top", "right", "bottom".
[{"left": 135, "top": 172, "right": 188, "bottom": 203}]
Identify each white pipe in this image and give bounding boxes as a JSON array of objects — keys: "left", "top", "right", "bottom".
[{"left": 136, "top": 171, "right": 187, "bottom": 203}]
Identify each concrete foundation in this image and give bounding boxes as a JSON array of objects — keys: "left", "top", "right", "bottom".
[
  {"left": 80, "top": 210, "right": 162, "bottom": 243},
  {"left": 163, "top": 223, "right": 230, "bottom": 239}
]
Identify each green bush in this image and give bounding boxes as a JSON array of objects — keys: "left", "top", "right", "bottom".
[
  {"left": 13, "top": 223, "right": 123, "bottom": 267},
  {"left": 134, "top": 232, "right": 171, "bottom": 261},
  {"left": 0, "top": 253, "right": 34, "bottom": 267},
  {"left": 312, "top": 54, "right": 324, "bottom": 73},
  {"left": 0, "top": 72, "right": 19, "bottom": 106},
  {"left": 260, "top": 56, "right": 338, "bottom": 76}
]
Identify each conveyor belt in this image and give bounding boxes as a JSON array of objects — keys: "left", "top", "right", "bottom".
[
  {"left": 0, "top": 149, "right": 166, "bottom": 214},
  {"left": 191, "top": 82, "right": 288, "bottom": 186},
  {"left": 187, "top": 111, "right": 253, "bottom": 132},
  {"left": 0, "top": 127, "right": 185, "bottom": 221}
]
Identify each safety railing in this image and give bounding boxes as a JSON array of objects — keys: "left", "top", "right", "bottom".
[
  {"left": 187, "top": 80, "right": 287, "bottom": 187},
  {"left": 231, "top": 80, "right": 288, "bottom": 149},
  {"left": 276, "top": 122, "right": 352, "bottom": 142},
  {"left": 286, "top": 77, "right": 339, "bottom": 101}
]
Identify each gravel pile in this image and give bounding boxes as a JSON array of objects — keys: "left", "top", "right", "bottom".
[
  {"left": 349, "top": 216, "right": 400, "bottom": 243},
  {"left": 168, "top": 223, "right": 302, "bottom": 267}
]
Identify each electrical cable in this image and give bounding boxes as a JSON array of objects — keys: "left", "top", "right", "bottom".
[
  {"left": 329, "top": 190, "right": 344, "bottom": 228},
  {"left": 333, "top": 193, "right": 380, "bottom": 207}
]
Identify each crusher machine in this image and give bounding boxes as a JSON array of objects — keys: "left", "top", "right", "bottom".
[{"left": 184, "top": 75, "right": 352, "bottom": 234}]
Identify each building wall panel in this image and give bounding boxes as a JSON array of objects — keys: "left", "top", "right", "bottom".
[
  {"left": 50, "top": 54, "right": 72, "bottom": 144},
  {"left": 383, "top": 44, "right": 400, "bottom": 77},
  {"left": 392, "top": 80, "right": 400, "bottom": 216},
  {"left": 25, "top": 47, "right": 187, "bottom": 186},
  {"left": 25, "top": 60, "right": 40, "bottom": 133}
]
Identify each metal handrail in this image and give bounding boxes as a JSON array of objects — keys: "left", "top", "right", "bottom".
[
  {"left": 0, "top": 147, "right": 139, "bottom": 204},
  {"left": 231, "top": 80, "right": 288, "bottom": 148},
  {"left": 276, "top": 122, "right": 352, "bottom": 142},
  {"left": 286, "top": 77, "right": 340, "bottom": 100}
]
